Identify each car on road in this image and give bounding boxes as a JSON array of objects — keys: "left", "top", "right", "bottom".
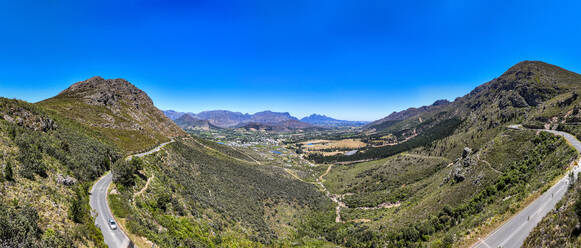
[{"left": 108, "top": 218, "right": 118, "bottom": 230}]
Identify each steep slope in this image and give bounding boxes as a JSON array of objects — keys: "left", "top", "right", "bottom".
[
  {"left": 303, "top": 61, "right": 581, "bottom": 247},
  {"left": 364, "top": 99, "right": 450, "bottom": 131},
  {"left": 108, "top": 136, "right": 332, "bottom": 247},
  {"left": 1, "top": 79, "right": 331, "bottom": 247},
  {"left": 316, "top": 61, "right": 581, "bottom": 163},
  {"left": 367, "top": 60, "right": 581, "bottom": 135},
  {"left": 301, "top": 114, "right": 368, "bottom": 127},
  {"left": 0, "top": 78, "right": 190, "bottom": 247},
  {"left": 0, "top": 98, "right": 121, "bottom": 247},
  {"left": 39, "top": 76, "right": 185, "bottom": 153}
]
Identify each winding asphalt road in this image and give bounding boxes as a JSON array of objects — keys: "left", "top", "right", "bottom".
[
  {"left": 90, "top": 172, "right": 130, "bottom": 248},
  {"left": 472, "top": 126, "right": 581, "bottom": 248},
  {"left": 90, "top": 140, "right": 174, "bottom": 248}
]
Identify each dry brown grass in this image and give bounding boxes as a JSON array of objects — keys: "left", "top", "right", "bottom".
[{"left": 301, "top": 139, "right": 365, "bottom": 151}]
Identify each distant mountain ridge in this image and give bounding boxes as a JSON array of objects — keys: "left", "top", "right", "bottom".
[
  {"left": 164, "top": 110, "right": 299, "bottom": 128},
  {"left": 174, "top": 113, "right": 220, "bottom": 130},
  {"left": 165, "top": 110, "right": 367, "bottom": 129},
  {"left": 364, "top": 99, "right": 451, "bottom": 130},
  {"left": 300, "top": 114, "right": 368, "bottom": 127},
  {"left": 236, "top": 119, "right": 320, "bottom": 132}
]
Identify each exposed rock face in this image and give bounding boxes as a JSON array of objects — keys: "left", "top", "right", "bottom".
[
  {"left": 466, "top": 61, "right": 569, "bottom": 112},
  {"left": 56, "top": 174, "right": 77, "bottom": 186},
  {"left": 44, "top": 76, "right": 184, "bottom": 138},
  {"left": 0, "top": 104, "right": 57, "bottom": 132},
  {"left": 462, "top": 147, "right": 472, "bottom": 158},
  {"left": 60, "top": 76, "right": 153, "bottom": 115},
  {"left": 445, "top": 147, "right": 477, "bottom": 184}
]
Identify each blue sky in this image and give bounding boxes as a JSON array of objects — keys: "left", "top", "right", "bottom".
[{"left": 1, "top": 0, "right": 580, "bottom": 121}]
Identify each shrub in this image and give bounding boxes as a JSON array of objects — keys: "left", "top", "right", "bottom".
[
  {"left": 112, "top": 159, "right": 141, "bottom": 187},
  {"left": 69, "top": 188, "right": 85, "bottom": 223},
  {"left": 575, "top": 193, "right": 581, "bottom": 224},
  {"left": 157, "top": 192, "right": 172, "bottom": 211},
  {"left": 4, "top": 161, "right": 13, "bottom": 181},
  {"left": 0, "top": 203, "right": 43, "bottom": 247}
]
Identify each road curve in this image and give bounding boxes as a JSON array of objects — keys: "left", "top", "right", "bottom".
[
  {"left": 128, "top": 140, "right": 174, "bottom": 160},
  {"left": 472, "top": 126, "right": 581, "bottom": 248},
  {"left": 90, "top": 140, "right": 174, "bottom": 248}
]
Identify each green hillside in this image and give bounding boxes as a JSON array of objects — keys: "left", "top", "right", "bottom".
[
  {"left": 2, "top": 61, "right": 581, "bottom": 247},
  {"left": 0, "top": 98, "right": 120, "bottom": 247},
  {"left": 315, "top": 129, "right": 575, "bottom": 246},
  {"left": 296, "top": 61, "right": 581, "bottom": 246},
  {"left": 316, "top": 61, "right": 581, "bottom": 164},
  {"left": 108, "top": 136, "right": 333, "bottom": 247}
]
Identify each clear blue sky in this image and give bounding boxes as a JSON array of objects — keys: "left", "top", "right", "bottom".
[{"left": 1, "top": 0, "right": 580, "bottom": 121}]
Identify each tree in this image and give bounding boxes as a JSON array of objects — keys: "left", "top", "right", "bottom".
[
  {"left": 131, "top": 157, "right": 143, "bottom": 171},
  {"left": 112, "top": 159, "right": 140, "bottom": 187},
  {"left": 157, "top": 192, "right": 172, "bottom": 211},
  {"left": 4, "top": 161, "right": 14, "bottom": 181}
]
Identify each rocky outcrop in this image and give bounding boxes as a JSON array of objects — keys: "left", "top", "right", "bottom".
[
  {"left": 56, "top": 174, "right": 77, "bottom": 186},
  {"left": 444, "top": 147, "right": 478, "bottom": 184},
  {"left": 41, "top": 76, "right": 185, "bottom": 138},
  {"left": 0, "top": 104, "right": 57, "bottom": 132}
]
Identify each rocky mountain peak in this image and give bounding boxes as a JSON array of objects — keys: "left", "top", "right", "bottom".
[
  {"left": 41, "top": 77, "right": 185, "bottom": 148},
  {"left": 58, "top": 76, "right": 152, "bottom": 110}
]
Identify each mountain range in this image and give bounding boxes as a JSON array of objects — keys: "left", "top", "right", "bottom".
[
  {"left": 0, "top": 76, "right": 330, "bottom": 247},
  {"left": 164, "top": 110, "right": 367, "bottom": 130},
  {"left": 2, "top": 60, "right": 581, "bottom": 247},
  {"left": 300, "top": 114, "right": 368, "bottom": 127},
  {"left": 364, "top": 99, "right": 450, "bottom": 131}
]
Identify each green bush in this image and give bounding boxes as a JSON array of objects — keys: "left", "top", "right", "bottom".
[
  {"left": 112, "top": 158, "right": 143, "bottom": 187},
  {"left": 109, "top": 194, "right": 131, "bottom": 218},
  {"left": 0, "top": 202, "right": 74, "bottom": 247},
  {"left": 69, "top": 187, "right": 85, "bottom": 223},
  {"left": 4, "top": 161, "right": 13, "bottom": 181}
]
